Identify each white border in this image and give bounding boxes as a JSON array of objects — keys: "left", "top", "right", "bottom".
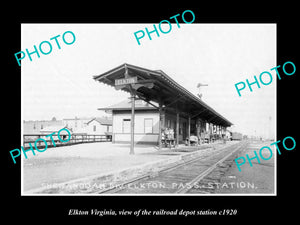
[{"left": 20, "top": 23, "right": 277, "bottom": 197}]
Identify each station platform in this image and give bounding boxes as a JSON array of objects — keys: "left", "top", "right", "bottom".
[{"left": 23, "top": 140, "right": 238, "bottom": 194}]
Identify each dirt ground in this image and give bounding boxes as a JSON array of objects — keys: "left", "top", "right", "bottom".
[
  {"left": 214, "top": 140, "right": 275, "bottom": 194},
  {"left": 22, "top": 142, "right": 168, "bottom": 191},
  {"left": 22, "top": 141, "right": 229, "bottom": 193}
]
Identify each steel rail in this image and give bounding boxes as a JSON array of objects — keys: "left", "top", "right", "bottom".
[
  {"left": 175, "top": 142, "right": 247, "bottom": 194},
  {"left": 97, "top": 142, "right": 245, "bottom": 194}
]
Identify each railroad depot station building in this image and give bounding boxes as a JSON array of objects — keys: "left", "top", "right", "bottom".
[{"left": 94, "top": 63, "right": 233, "bottom": 152}]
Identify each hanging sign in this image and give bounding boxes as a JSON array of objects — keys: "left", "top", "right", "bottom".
[{"left": 115, "top": 76, "right": 138, "bottom": 86}]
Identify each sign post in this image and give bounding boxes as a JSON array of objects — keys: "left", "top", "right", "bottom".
[
  {"left": 114, "top": 67, "right": 138, "bottom": 155},
  {"left": 114, "top": 67, "right": 154, "bottom": 154}
]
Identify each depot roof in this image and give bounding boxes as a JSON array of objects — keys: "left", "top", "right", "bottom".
[
  {"left": 87, "top": 117, "right": 112, "bottom": 125},
  {"left": 98, "top": 99, "right": 156, "bottom": 111},
  {"left": 93, "top": 63, "right": 233, "bottom": 127}
]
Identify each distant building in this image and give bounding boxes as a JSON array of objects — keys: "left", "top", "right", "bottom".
[
  {"left": 40, "top": 125, "right": 68, "bottom": 134},
  {"left": 231, "top": 132, "right": 243, "bottom": 141},
  {"left": 62, "top": 117, "right": 92, "bottom": 133},
  {"left": 23, "top": 119, "right": 63, "bottom": 134},
  {"left": 62, "top": 117, "right": 112, "bottom": 134},
  {"left": 23, "top": 116, "right": 112, "bottom": 135},
  {"left": 86, "top": 118, "right": 112, "bottom": 135}
]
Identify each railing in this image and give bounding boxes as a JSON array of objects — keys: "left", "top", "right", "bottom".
[{"left": 23, "top": 134, "right": 112, "bottom": 149}]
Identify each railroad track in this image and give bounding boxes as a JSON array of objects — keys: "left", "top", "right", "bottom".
[{"left": 97, "top": 141, "right": 248, "bottom": 194}]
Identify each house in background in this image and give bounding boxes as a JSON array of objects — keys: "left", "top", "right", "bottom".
[
  {"left": 62, "top": 117, "right": 91, "bottom": 133},
  {"left": 23, "top": 117, "right": 63, "bottom": 134},
  {"left": 24, "top": 116, "right": 112, "bottom": 135},
  {"left": 63, "top": 117, "right": 112, "bottom": 135},
  {"left": 86, "top": 118, "right": 112, "bottom": 135},
  {"left": 40, "top": 125, "right": 68, "bottom": 134}
]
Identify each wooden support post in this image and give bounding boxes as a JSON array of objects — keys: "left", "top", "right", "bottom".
[
  {"left": 130, "top": 92, "right": 135, "bottom": 155},
  {"left": 220, "top": 126, "right": 222, "bottom": 138},
  {"left": 221, "top": 126, "right": 224, "bottom": 139},
  {"left": 176, "top": 112, "right": 179, "bottom": 146},
  {"left": 210, "top": 123, "right": 212, "bottom": 143},
  {"left": 196, "top": 119, "right": 200, "bottom": 145},
  {"left": 188, "top": 116, "right": 191, "bottom": 146},
  {"left": 158, "top": 102, "right": 162, "bottom": 150}
]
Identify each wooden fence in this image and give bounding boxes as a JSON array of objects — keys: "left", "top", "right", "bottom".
[{"left": 23, "top": 134, "right": 112, "bottom": 149}]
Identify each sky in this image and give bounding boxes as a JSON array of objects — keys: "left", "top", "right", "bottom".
[{"left": 21, "top": 23, "right": 276, "bottom": 138}]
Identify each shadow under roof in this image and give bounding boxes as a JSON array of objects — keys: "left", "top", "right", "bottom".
[{"left": 93, "top": 63, "right": 233, "bottom": 127}]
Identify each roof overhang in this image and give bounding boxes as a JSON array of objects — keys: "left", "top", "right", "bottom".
[{"left": 93, "top": 63, "right": 233, "bottom": 127}]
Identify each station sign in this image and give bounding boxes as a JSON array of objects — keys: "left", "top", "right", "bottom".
[{"left": 115, "top": 76, "right": 138, "bottom": 86}]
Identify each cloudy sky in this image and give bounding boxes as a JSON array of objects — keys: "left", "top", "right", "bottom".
[{"left": 21, "top": 23, "right": 276, "bottom": 138}]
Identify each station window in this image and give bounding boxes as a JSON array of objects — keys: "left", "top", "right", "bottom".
[
  {"left": 144, "top": 118, "right": 153, "bottom": 133},
  {"left": 93, "top": 125, "right": 96, "bottom": 132},
  {"left": 122, "top": 119, "right": 131, "bottom": 133}
]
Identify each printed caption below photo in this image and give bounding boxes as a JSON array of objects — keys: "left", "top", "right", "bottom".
[{"left": 68, "top": 208, "right": 238, "bottom": 217}]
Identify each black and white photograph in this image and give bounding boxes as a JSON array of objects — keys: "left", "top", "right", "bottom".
[
  {"left": 4, "top": 5, "right": 298, "bottom": 223},
  {"left": 21, "top": 23, "right": 276, "bottom": 195}
]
